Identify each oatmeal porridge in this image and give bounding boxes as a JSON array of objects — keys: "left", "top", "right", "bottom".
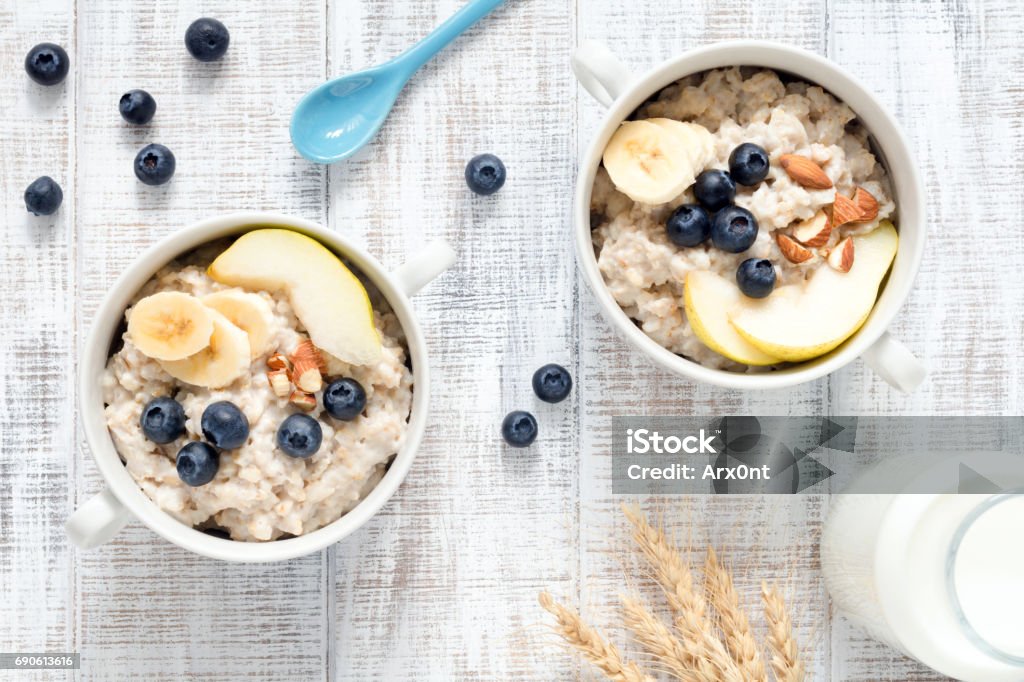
[
  {"left": 591, "top": 67, "right": 898, "bottom": 371},
  {"left": 102, "top": 230, "right": 412, "bottom": 541}
]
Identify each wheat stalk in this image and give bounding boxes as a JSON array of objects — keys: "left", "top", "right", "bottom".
[
  {"left": 705, "top": 547, "right": 766, "bottom": 681},
  {"left": 621, "top": 595, "right": 724, "bottom": 682},
  {"left": 762, "top": 582, "right": 805, "bottom": 682},
  {"left": 622, "top": 506, "right": 743, "bottom": 682},
  {"left": 538, "top": 592, "right": 654, "bottom": 682}
]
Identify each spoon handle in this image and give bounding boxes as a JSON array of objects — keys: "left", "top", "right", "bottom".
[{"left": 392, "top": 0, "right": 506, "bottom": 78}]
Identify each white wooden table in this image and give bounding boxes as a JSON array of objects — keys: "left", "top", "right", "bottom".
[{"left": 1, "top": 0, "right": 1018, "bottom": 679}]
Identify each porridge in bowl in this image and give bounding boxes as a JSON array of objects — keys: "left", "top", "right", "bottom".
[
  {"left": 591, "top": 67, "right": 898, "bottom": 371},
  {"left": 102, "top": 229, "right": 412, "bottom": 541}
]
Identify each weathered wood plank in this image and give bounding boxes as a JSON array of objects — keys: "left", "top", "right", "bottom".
[
  {"left": 827, "top": 0, "right": 1024, "bottom": 418},
  {"left": 0, "top": 1, "right": 76, "bottom": 680},
  {"left": 71, "top": 2, "right": 329, "bottom": 679},
  {"left": 327, "top": 0, "right": 580, "bottom": 678}
]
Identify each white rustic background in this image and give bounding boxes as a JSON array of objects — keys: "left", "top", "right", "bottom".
[{"left": 0, "top": 0, "right": 1019, "bottom": 679}]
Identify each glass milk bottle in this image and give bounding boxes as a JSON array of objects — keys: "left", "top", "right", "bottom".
[{"left": 822, "top": 491, "right": 1024, "bottom": 681}]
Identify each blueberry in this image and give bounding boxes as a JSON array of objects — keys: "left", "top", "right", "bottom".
[
  {"left": 24, "top": 176, "right": 63, "bottom": 216},
  {"left": 140, "top": 397, "right": 187, "bottom": 444},
  {"left": 323, "top": 378, "right": 366, "bottom": 421},
  {"left": 711, "top": 206, "right": 759, "bottom": 253},
  {"left": 201, "top": 401, "right": 249, "bottom": 450},
  {"left": 501, "top": 410, "right": 538, "bottom": 448},
  {"left": 24, "top": 43, "right": 69, "bottom": 86},
  {"left": 532, "top": 364, "right": 573, "bottom": 404},
  {"left": 465, "top": 154, "right": 506, "bottom": 195},
  {"left": 665, "top": 204, "right": 711, "bottom": 247},
  {"left": 176, "top": 441, "right": 219, "bottom": 486},
  {"left": 736, "top": 258, "right": 777, "bottom": 299},
  {"left": 185, "top": 18, "right": 230, "bottom": 62},
  {"left": 693, "top": 169, "right": 736, "bottom": 211},
  {"left": 134, "top": 144, "right": 176, "bottom": 186},
  {"left": 728, "top": 143, "right": 770, "bottom": 186},
  {"left": 276, "top": 414, "right": 323, "bottom": 459},
  {"left": 119, "top": 89, "right": 157, "bottom": 125}
]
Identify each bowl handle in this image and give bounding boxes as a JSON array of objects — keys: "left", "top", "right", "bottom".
[
  {"left": 391, "top": 240, "right": 457, "bottom": 297},
  {"left": 860, "top": 331, "right": 927, "bottom": 393},
  {"left": 571, "top": 40, "right": 635, "bottom": 107},
  {"left": 66, "top": 487, "right": 131, "bottom": 550}
]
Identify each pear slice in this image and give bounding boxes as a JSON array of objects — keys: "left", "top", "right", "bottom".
[
  {"left": 729, "top": 221, "right": 898, "bottom": 362},
  {"left": 684, "top": 271, "right": 782, "bottom": 366},
  {"left": 207, "top": 229, "right": 382, "bottom": 366}
]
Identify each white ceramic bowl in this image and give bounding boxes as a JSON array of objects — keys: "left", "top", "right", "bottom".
[
  {"left": 66, "top": 212, "right": 455, "bottom": 562},
  {"left": 572, "top": 40, "right": 927, "bottom": 391}
]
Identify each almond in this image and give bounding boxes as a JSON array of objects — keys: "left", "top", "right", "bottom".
[
  {"left": 288, "top": 389, "right": 317, "bottom": 412},
  {"left": 289, "top": 339, "right": 326, "bottom": 373},
  {"left": 827, "top": 236, "right": 855, "bottom": 273},
  {"left": 267, "top": 368, "right": 291, "bottom": 399},
  {"left": 779, "top": 154, "right": 833, "bottom": 190},
  {"left": 831, "top": 193, "right": 862, "bottom": 227},
  {"left": 776, "top": 233, "right": 814, "bottom": 264},
  {"left": 267, "top": 352, "right": 291, "bottom": 372},
  {"left": 289, "top": 339, "right": 326, "bottom": 392},
  {"left": 853, "top": 186, "right": 879, "bottom": 221},
  {"left": 292, "top": 361, "right": 322, "bottom": 393},
  {"left": 791, "top": 210, "right": 832, "bottom": 247}
]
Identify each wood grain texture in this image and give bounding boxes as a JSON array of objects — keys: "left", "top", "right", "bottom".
[
  {"left": 0, "top": 2, "right": 75, "bottom": 681},
  {"left": 0, "top": 0, "right": 1017, "bottom": 680},
  {"left": 327, "top": 1, "right": 580, "bottom": 678}
]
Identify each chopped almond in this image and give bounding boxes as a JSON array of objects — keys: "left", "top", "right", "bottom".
[
  {"left": 288, "top": 390, "right": 317, "bottom": 412},
  {"left": 776, "top": 233, "right": 814, "bottom": 264},
  {"left": 853, "top": 186, "right": 879, "bottom": 221},
  {"left": 267, "top": 369, "right": 291, "bottom": 398},
  {"left": 791, "top": 210, "right": 832, "bottom": 247},
  {"left": 831, "top": 193, "right": 862, "bottom": 227},
  {"left": 827, "top": 237, "right": 855, "bottom": 273}
]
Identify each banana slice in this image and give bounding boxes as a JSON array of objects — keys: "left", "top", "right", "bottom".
[
  {"left": 127, "top": 292, "right": 215, "bottom": 361},
  {"left": 159, "top": 310, "right": 251, "bottom": 389},
  {"left": 649, "top": 118, "right": 715, "bottom": 171},
  {"left": 202, "top": 289, "right": 274, "bottom": 359},
  {"left": 602, "top": 120, "right": 695, "bottom": 205}
]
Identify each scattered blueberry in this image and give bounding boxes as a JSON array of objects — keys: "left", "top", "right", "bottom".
[
  {"left": 728, "top": 143, "right": 770, "bottom": 186},
  {"left": 134, "top": 143, "right": 176, "bottom": 186},
  {"left": 185, "top": 18, "right": 230, "bottom": 62},
  {"left": 736, "top": 258, "right": 777, "bottom": 299},
  {"left": 201, "top": 401, "right": 249, "bottom": 450},
  {"left": 176, "top": 441, "right": 219, "bottom": 486},
  {"left": 665, "top": 204, "right": 711, "bottom": 248},
  {"left": 711, "top": 206, "right": 759, "bottom": 253},
  {"left": 323, "top": 378, "right": 366, "bottom": 421},
  {"left": 24, "top": 176, "right": 63, "bottom": 216},
  {"left": 693, "top": 169, "right": 736, "bottom": 211},
  {"left": 24, "top": 43, "right": 69, "bottom": 86},
  {"left": 501, "top": 410, "right": 538, "bottom": 448},
  {"left": 119, "top": 89, "right": 157, "bottom": 125},
  {"left": 140, "top": 397, "right": 187, "bottom": 444},
  {"left": 465, "top": 153, "right": 506, "bottom": 195},
  {"left": 532, "top": 364, "right": 573, "bottom": 404},
  {"left": 276, "top": 413, "right": 323, "bottom": 458}
]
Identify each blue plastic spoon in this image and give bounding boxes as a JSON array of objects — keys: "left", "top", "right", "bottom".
[{"left": 290, "top": 0, "right": 506, "bottom": 164}]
